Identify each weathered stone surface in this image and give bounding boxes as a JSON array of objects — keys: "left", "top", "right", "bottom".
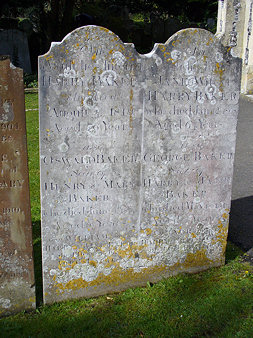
[
  {"left": 217, "top": 0, "right": 253, "bottom": 94},
  {"left": 39, "top": 26, "right": 241, "bottom": 304},
  {"left": 0, "top": 56, "right": 35, "bottom": 316}
]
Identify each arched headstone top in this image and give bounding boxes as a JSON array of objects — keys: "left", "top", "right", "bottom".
[{"left": 41, "top": 25, "right": 235, "bottom": 61}]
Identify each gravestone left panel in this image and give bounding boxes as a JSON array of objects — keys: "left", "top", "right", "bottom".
[{"left": 0, "top": 56, "right": 35, "bottom": 316}]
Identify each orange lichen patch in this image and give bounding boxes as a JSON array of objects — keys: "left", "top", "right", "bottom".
[
  {"left": 53, "top": 264, "right": 167, "bottom": 292},
  {"left": 167, "top": 57, "right": 176, "bottom": 64},
  {"left": 71, "top": 261, "right": 77, "bottom": 268},
  {"left": 163, "top": 51, "right": 170, "bottom": 58},
  {"left": 89, "top": 260, "right": 97, "bottom": 267},
  {"left": 145, "top": 228, "right": 152, "bottom": 235},
  {"left": 158, "top": 44, "right": 166, "bottom": 52},
  {"left": 45, "top": 55, "right": 53, "bottom": 61},
  {"left": 104, "top": 256, "right": 114, "bottom": 268},
  {"left": 172, "top": 41, "right": 176, "bottom": 46},
  {"left": 191, "top": 232, "right": 197, "bottom": 238},
  {"left": 115, "top": 243, "right": 148, "bottom": 259},
  {"left": 100, "top": 27, "right": 110, "bottom": 33},
  {"left": 71, "top": 60, "right": 75, "bottom": 64},
  {"left": 58, "top": 260, "right": 67, "bottom": 270},
  {"left": 182, "top": 248, "right": 213, "bottom": 268},
  {"left": 206, "top": 37, "right": 213, "bottom": 46},
  {"left": 214, "top": 216, "right": 229, "bottom": 254},
  {"left": 214, "top": 62, "right": 224, "bottom": 92},
  {"left": 91, "top": 53, "right": 96, "bottom": 60}
]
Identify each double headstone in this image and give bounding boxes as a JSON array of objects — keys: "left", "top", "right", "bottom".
[
  {"left": 39, "top": 26, "right": 241, "bottom": 304},
  {"left": 0, "top": 56, "right": 35, "bottom": 316}
]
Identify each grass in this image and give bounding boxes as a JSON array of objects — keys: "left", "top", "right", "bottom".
[
  {"left": 0, "top": 93, "right": 252, "bottom": 337},
  {"left": 25, "top": 93, "right": 42, "bottom": 306}
]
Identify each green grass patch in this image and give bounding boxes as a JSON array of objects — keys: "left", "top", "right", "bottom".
[
  {"left": 25, "top": 93, "right": 40, "bottom": 222},
  {"left": 1, "top": 93, "right": 251, "bottom": 337},
  {"left": 25, "top": 93, "right": 42, "bottom": 306},
  {"left": 0, "top": 253, "right": 252, "bottom": 337}
]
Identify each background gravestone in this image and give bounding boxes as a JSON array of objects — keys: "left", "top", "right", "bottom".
[
  {"left": 0, "top": 29, "right": 32, "bottom": 73},
  {"left": 217, "top": 0, "right": 253, "bottom": 94},
  {"left": 0, "top": 56, "right": 35, "bottom": 316},
  {"left": 39, "top": 26, "right": 241, "bottom": 304}
]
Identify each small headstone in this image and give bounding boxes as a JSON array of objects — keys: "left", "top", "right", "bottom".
[
  {"left": 0, "top": 56, "right": 35, "bottom": 316},
  {"left": 39, "top": 26, "right": 241, "bottom": 304}
]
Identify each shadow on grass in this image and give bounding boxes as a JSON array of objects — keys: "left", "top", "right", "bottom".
[
  {"left": 229, "top": 196, "right": 253, "bottom": 251},
  {"left": 32, "top": 220, "right": 43, "bottom": 307},
  {"left": 2, "top": 266, "right": 251, "bottom": 337},
  {"left": 225, "top": 240, "right": 245, "bottom": 264}
]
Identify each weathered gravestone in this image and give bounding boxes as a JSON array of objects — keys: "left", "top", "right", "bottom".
[
  {"left": 0, "top": 56, "right": 35, "bottom": 315},
  {"left": 0, "top": 30, "right": 32, "bottom": 74},
  {"left": 39, "top": 26, "right": 241, "bottom": 304}
]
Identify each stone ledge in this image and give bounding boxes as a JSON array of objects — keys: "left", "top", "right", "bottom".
[{"left": 25, "top": 88, "right": 38, "bottom": 93}]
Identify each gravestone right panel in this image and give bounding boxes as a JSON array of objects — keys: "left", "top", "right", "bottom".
[{"left": 39, "top": 27, "right": 241, "bottom": 304}]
